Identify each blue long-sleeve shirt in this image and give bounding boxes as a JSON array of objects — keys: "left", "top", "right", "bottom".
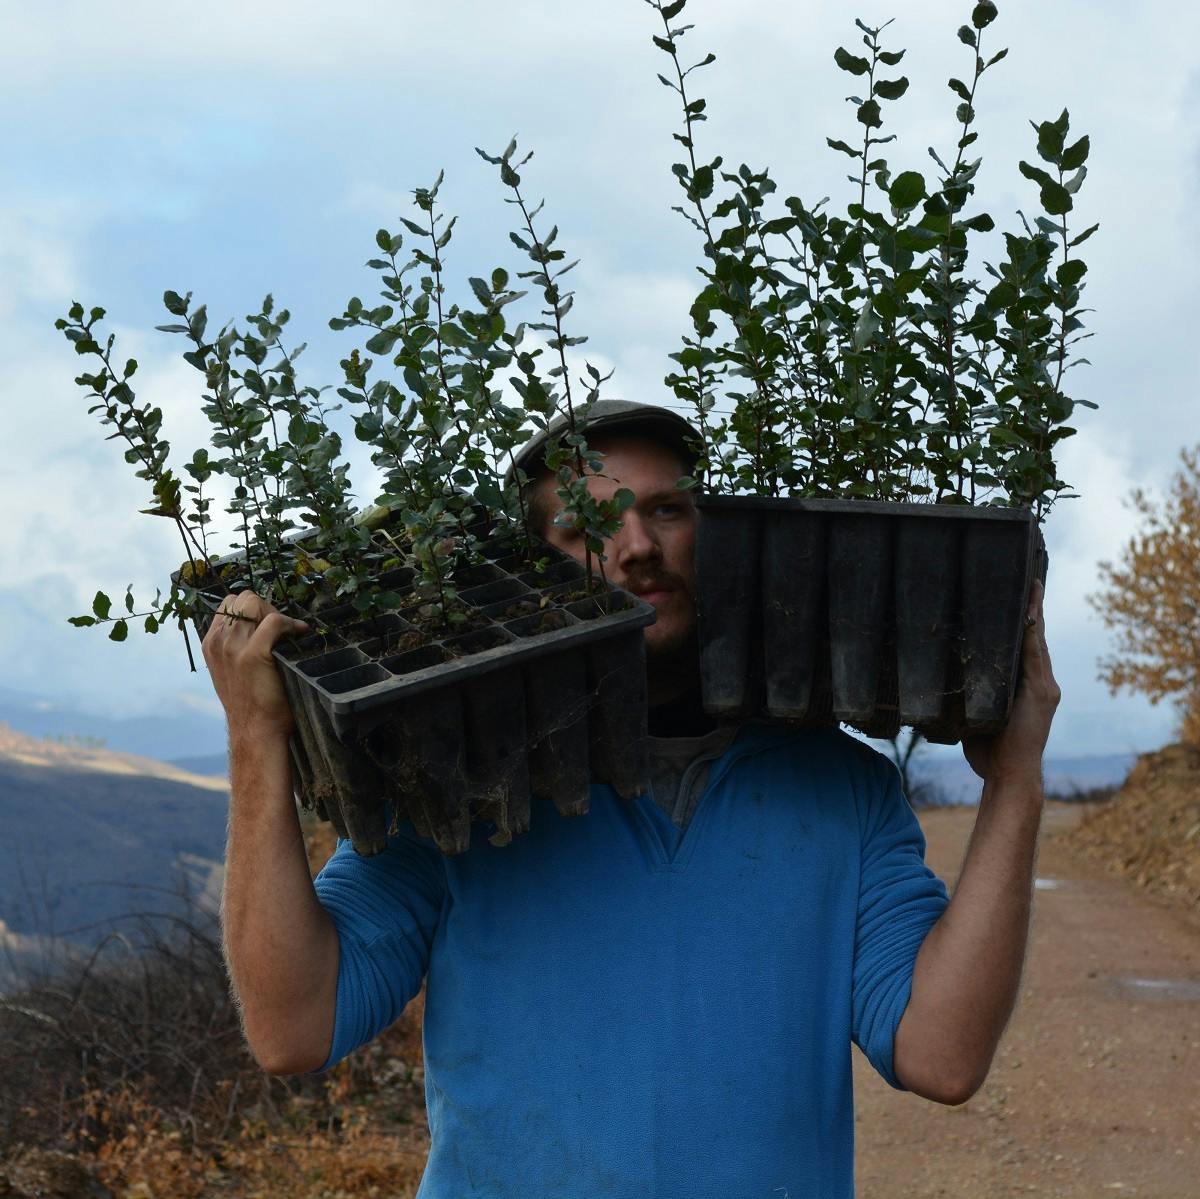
[{"left": 314, "top": 723, "right": 949, "bottom": 1198}]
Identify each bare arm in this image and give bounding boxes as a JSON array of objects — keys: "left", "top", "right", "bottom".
[
  {"left": 893, "top": 579, "right": 1060, "bottom": 1104},
  {"left": 204, "top": 592, "right": 339, "bottom": 1075}
]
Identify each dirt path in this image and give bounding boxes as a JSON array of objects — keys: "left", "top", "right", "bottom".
[{"left": 854, "top": 803, "right": 1200, "bottom": 1199}]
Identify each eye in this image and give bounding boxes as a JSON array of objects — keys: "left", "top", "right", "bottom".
[{"left": 653, "top": 502, "right": 685, "bottom": 518}]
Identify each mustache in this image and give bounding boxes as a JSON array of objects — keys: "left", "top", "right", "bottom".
[{"left": 622, "top": 569, "right": 689, "bottom": 594}]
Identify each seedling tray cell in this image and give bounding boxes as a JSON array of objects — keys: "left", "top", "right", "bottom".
[{"left": 694, "top": 496, "right": 1047, "bottom": 743}]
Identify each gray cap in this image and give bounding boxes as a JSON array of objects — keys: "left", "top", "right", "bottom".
[{"left": 506, "top": 398, "right": 700, "bottom": 486}]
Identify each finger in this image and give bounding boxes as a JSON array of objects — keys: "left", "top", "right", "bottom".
[
  {"left": 216, "top": 590, "right": 275, "bottom": 631},
  {"left": 250, "top": 610, "right": 310, "bottom": 657}
]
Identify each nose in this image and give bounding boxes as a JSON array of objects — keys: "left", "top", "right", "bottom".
[{"left": 612, "top": 509, "right": 661, "bottom": 575}]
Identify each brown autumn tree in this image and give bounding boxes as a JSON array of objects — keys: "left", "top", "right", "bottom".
[{"left": 1088, "top": 446, "right": 1200, "bottom": 745}]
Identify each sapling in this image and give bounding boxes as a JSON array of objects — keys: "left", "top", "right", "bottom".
[
  {"left": 648, "top": 0, "right": 1096, "bottom": 516},
  {"left": 477, "top": 137, "right": 636, "bottom": 593}
]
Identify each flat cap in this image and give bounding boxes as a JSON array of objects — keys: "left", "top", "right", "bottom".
[{"left": 505, "top": 398, "right": 699, "bottom": 486}]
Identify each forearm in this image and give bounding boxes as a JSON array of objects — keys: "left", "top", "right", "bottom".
[
  {"left": 893, "top": 770, "right": 1044, "bottom": 1103},
  {"left": 222, "top": 730, "right": 339, "bottom": 1075}
]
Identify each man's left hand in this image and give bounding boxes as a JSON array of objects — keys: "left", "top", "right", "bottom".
[{"left": 961, "top": 578, "right": 1061, "bottom": 784}]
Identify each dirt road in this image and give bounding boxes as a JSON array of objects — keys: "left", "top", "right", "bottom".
[{"left": 854, "top": 803, "right": 1200, "bottom": 1199}]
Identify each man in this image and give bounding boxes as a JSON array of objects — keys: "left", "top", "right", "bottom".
[{"left": 203, "top": 400, "right": 1060, "bottom": 1197}]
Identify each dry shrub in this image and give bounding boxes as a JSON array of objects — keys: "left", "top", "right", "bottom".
[{"left": 0, "top": 843, "right": 430, "bottom": 1197}]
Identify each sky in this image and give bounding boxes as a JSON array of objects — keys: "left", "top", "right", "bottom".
[{"left": 0, "top": 0, "right": 1196, "bottom": 759}]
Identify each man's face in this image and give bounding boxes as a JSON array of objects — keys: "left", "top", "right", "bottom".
[{"left": 535, "top": 434, "right": 698, "bottom": 660}]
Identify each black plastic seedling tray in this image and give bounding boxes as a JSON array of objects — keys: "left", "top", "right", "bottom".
[
  {"left": 694, "top": 495, "right": 1048, "bottom": 743},
  {"left": 191, "top": 538, "right": 654, "bottom": 856}
]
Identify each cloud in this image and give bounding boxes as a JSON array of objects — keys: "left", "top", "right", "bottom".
[{"left": 2, "top": 0, "right": 1198, "bottom": 757}]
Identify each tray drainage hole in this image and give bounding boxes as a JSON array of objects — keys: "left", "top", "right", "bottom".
[
  {"left": 297, "top": 646, "right": 368, "bottom": 678},
  {"left": 443, "top": 626, "right": 515, "bottom": 656},
  {"left": 505, "top": 609, "right": 576, "bottom": 638},
  {"left": 319, "top": 662, "right": 391, "bottom": 695},
  {"left": 380, "top": 644, "right": 449, "bottom": 675}
]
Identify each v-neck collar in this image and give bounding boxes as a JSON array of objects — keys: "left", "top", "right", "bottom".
[{"left": 626, "top": 722, "right": 782, "bottom": 872}]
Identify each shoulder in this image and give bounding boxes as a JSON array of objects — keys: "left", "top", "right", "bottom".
[{"left": 729, "top": 722, "right": 898, "bottom": 784}]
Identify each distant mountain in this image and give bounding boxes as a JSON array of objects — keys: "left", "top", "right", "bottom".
[
  {"left": 0, "top": 724, "right": 228, "bottom": 992},
  {"left": 0, "top": 684, "right": 225, "bottom": 761},
  {"left": 906, "top": 750, "right": 1136, "bottom": 806},
  {"left": 169, "top": 752, "right": 229, "bottom": 778}
]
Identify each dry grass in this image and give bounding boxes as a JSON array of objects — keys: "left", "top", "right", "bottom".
[
  {"left": 1065, "top": 741, "right": 1200, "bottom": 910},
  {"left": 0, "top": 812, "right": 431, "bottom": 1199}
]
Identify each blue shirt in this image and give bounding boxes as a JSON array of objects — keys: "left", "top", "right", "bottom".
[{"left": 314, "top": 723, "right": 950, "bottom": 1198}]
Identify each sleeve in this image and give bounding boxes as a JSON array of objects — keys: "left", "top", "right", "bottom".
[
  {"left": 312, "top": 821, "right": 447, "bottom": 1071},
  {"left": 849, "top": 748, "right": 950, "bottom": 1090}
]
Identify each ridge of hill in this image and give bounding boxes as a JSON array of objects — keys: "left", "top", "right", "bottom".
[
  {"left": 1065, "top": 741, "right": 1200, "bottom": 910},
  {"left": 0, "top": 685, "right": 225, "bottom": 761},
  {"left": 0, "top": 723, "right": 228, "bottom": 789}
]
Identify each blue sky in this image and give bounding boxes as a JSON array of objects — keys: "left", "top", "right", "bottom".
[{"left": 1, "top": 0, "right": 1196, "bottom": 758}]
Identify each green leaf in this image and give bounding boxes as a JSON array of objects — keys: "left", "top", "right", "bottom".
[
  {"left": 364, "top": 329, "right": 400, "bottom": 354},
  {"left": 888, "top": 170, "right": 926, "bottom": 209},
  {"left": 874, "top": 76, "right": 909, "bottom": 101},
  {"left": 163, "top": 290, "right": 188, "bottom": 316},
  {"left": 826, "top": 138, "right": 861, "bottom": 158},
  {"left": 1069, "top": 222, "right": 1100, "bottom": 248},
  {"left": 661, "top": 0, "right": 686, "bottom": 17},
  {"left": 68, "top": 615, "right": 96, "bottom": 627},
  {"left": 1036, "top": 121, "right": 1065, "bottom": 164},
  {"left": 878, "top": 49, "right": 906, "bottom": 66},
  {"left": 1061, "top": 134, "right": 1090, "bottom": 171},
  {"left": 1019, "top": 159, "right": 1054, "bottom": 189},
  {"left": 108, "top": 619, "right": 128, "bottom": 643},
  {"left": 856, "top": 99, "right": 882, "bottom": 129},
  {"left": 971, "top": 1, "right": 998, "bottom": 29},
  {"left": 1056, "top": 260, "right": 1087, "bottom": 287},
  {"left": 948, "top": 77, "right": 972, "bottom": 103},
  {"left": 958, "top": 212, "right": 995, "bottom": 233},
  {"left": 957, "top": 25, "right": 977, "bottom": 47},
  {"left": 834, "top": 47, "right": 870, "bottom": 76},
  {"left": 613, "top": 487, "right": 635, "bottom": 510},
  {"left": 145, "top": 615, "right": 160, "bottom": 633},
  {"left": 92, "top": 590, "right": 112, "bottom": 619},
  {"left": 652, "top": 34, "right": 676, "bottom": 54},
  {"left": 1040, "top": 179, "right": 1073, "bottom": 215},
  {"left": 1064, "top": 165, "right": 1087, "bottom": 195},
  {"left": 124, "top": 586, "right": 135, "bottom": 613}
]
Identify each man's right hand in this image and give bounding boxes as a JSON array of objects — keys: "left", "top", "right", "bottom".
[
  {"left": 205, "top": 592, "right": 337, "bottom": 1075},
  {"left": 201, "top": 591, "right": 309, "bottom": 738}
]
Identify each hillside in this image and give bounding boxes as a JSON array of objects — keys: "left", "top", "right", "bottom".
[
  {"left": 1065, "top": 741, "right": 1200, "bottom": 909},
  {"left": 0, "top": 723, "right": 229, "bottom": 988}
]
